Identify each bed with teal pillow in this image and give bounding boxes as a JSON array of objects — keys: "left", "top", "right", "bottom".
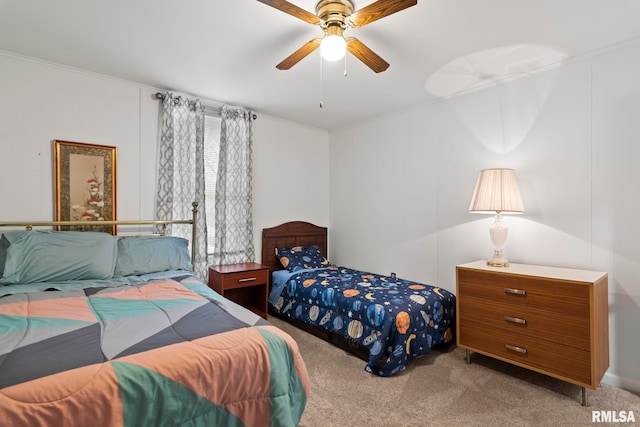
[{"left": 0, "top": 230, "right": 308, "bottom": 427}]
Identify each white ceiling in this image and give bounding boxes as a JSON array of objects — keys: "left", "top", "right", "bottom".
[{"left": 1, "top": 0, "right": 640, "bottom": 130}]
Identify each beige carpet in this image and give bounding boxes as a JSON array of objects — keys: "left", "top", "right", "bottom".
[{"left": 269, "top": 317, "right": 640, "bottom": 427}]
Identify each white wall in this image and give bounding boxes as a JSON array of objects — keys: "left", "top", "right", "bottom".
[
  {"left": 252, "top": 114, "right": 330, "bottom": 258},
  {"left": 0, "top": 51, "right": 330, "bottom": 261},
  {"left": 0, "top": 53, "right": 153, "bottom": 220},
  {"left": 329, "top": 41, "right": 640, "bottom": 392},
  {"left": 329, "top": 104, "right": 440, "bottom": 285}
]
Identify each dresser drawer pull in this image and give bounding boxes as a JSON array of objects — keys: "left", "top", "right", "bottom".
[
  {"left": 504, "top": 288, "right": 527, "bottom": 296},
  {"left": 505, "top": 344, "right": 528, "bottom": 354},
  {"left": 504, "top": 315, "right": 527, "bottom": 325},
  {"left": 238, "top": 277, "right": 257, "bottom": 283}
]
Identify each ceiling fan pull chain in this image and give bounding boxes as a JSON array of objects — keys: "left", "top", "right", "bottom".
[{"left": 344, "top": 54, "right": 348, "bottom": 77}]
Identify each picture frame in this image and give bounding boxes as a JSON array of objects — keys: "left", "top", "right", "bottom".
[{"left": 53, "top": 140, "right": 117, "bottom": 234}]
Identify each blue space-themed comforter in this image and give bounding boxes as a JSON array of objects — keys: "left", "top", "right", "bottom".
[{"left": 269, "top": 265, "right": 456, "bottom": 376}]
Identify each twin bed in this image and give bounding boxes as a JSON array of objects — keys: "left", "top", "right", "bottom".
[
  {"left": 0, "top": 216, "right": 309, "bottom": 427},
  {"left": 262, "top": 221, "right": 456, "bottom": 377}
]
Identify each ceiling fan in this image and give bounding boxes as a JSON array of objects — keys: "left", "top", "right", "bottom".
[{"left": 257, "top": 0, "right": 418, "bottom": 73}]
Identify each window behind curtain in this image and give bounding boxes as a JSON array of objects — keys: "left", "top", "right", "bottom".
[{"left": 203, "top": 113, "right": 221, "bottom": 260}]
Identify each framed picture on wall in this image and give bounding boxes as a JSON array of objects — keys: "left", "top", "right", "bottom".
[{"left": 53, "top": 140, "right": 117, "bottom": 234}]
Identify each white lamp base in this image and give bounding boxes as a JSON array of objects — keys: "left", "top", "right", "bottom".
[
  {"left": 487, "top": 214, "right": 510, "bottom": 267},
  {"left": 487, "top": 249, "right": 509, "bottom": 267}
]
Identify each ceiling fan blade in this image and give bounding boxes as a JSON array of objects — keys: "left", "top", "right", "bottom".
[
  {"left": 349, "top": 0, "right": 417, "bottom": 28},
  {"left": 276, "top": 38, "right": 322, "bottom": 70},
  {"left": 256, "top": 0, "right": 321, "bottom": 25},
  {"left": 346, "top": 37, "right": 390, "bottom": 73}
]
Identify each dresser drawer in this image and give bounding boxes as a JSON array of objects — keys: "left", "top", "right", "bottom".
[
  {"left": 457, "top": 268, "right": 589, "bottom": 317},
  {"left": 220, "top": 269, "right": 269, "bottom": 290},
  {"left": 458, "top": 295, "right": 590, "bottom": 350},
  {"left": 460, "top": 323, "right": 591, "bottom": 385}
]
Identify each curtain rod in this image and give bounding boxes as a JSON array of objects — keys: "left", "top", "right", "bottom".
[{"left": 154, "top": 92, "right": 257, "bottom": 120}]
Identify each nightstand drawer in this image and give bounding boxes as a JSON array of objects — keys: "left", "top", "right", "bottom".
[
  {"left": 460, "top": 323, "right": 591, "bottom": 385},
  {"left": 220, "top": 269, "right": 269, "bottom": 290},
  {"left": 457, "top": 269, "right": 589, "bottom": 317},
  {"left": 459, "top": 296, "right": 590, "bottom": 350}
]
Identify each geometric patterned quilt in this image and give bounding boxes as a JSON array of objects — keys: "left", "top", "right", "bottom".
[
  {"left": 270, "top": 265, "right": 456, "bottom": 376},
  {"left": 0, "top": 276, "right": 309, "bottom": 426}
]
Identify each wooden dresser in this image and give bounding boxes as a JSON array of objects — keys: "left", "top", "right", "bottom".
[{"left": 456, "top": 261, "right": 609, "bottom": 405}]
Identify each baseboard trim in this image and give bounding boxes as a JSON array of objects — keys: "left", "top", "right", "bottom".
[{"left": 602, "top": 372, "right": 640, "bottom": 394}]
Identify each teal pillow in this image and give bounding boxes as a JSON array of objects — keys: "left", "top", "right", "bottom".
[
  {"left": 114, "top": 235, "right": 192, "bottom": 277},
  {"left": 0, "top": 231, "right": 117, "bottom": 284}
]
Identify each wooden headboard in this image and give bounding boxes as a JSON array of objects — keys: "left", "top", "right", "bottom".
[{"left": 261, "top": 221, "right": 328, "bottom": 272}]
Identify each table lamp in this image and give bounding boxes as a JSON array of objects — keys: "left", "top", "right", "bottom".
[{"left": 469, "top": 168, "right": 524, "bottom": 267}]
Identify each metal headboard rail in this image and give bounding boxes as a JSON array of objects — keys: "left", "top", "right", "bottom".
[
  {"left": 0, "top": 202, "right": 199, "bottom": 264},
  {"left": 0, "top": 219, "right": 192, "bottom": 228}
]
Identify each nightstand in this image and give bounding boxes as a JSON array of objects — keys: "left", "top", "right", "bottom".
[
  {"left": 208, "top": 262, "right": 270, "bottom": 319},
  {"left": 456, "top": 261, "right": 608, "bottom": 406}
]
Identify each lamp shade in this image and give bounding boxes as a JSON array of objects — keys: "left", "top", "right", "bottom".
[{"left": 469, "top": 168, "right": 524, "bottom": 214}]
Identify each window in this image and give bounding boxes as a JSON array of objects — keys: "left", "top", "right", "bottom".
[{"left": 203, "top": 113, "right": 221, "bottom": 259}]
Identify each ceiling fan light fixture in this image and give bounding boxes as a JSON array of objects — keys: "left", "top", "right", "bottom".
[
  {"left": 259, "top": 0, "right": 416, "bottom": 72},
  {"left": 321, "top": 34, "right": 347, "bottom": 61}
]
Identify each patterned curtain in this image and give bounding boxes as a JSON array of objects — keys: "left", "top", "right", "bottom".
[
  {"left": 212, "top": 105, "right": 255, "bottom": 265},
  {"left": 155, "top": 92, "right": 208, "bottom": 279}
]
